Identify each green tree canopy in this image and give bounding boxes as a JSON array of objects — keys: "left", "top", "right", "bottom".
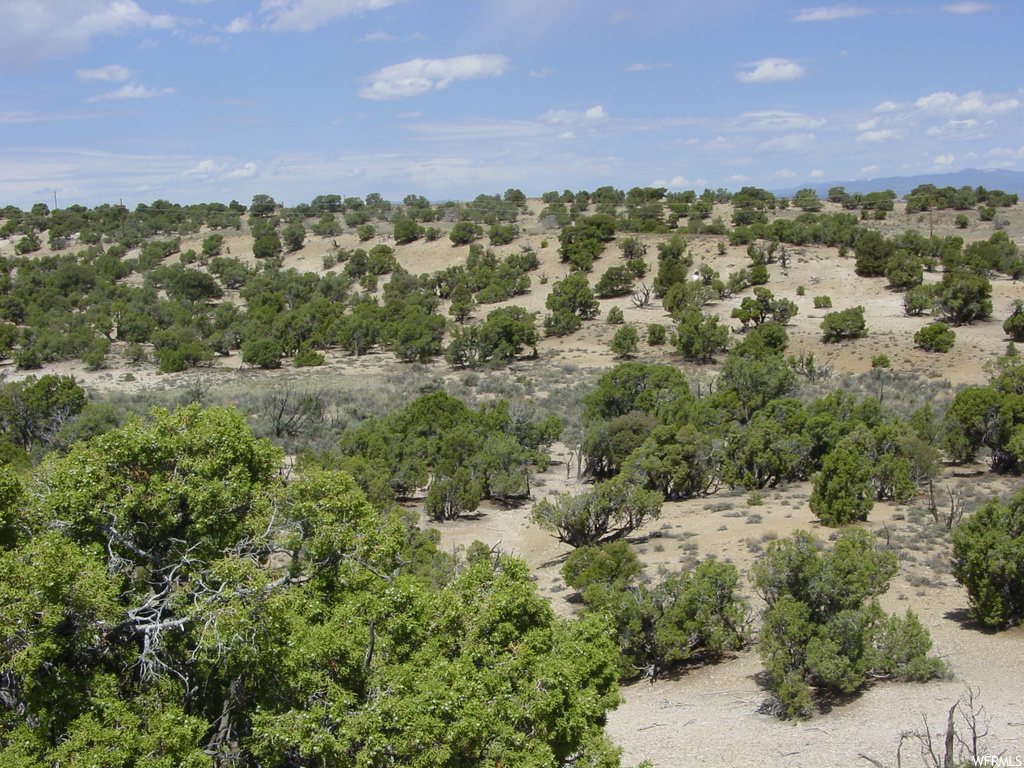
[{"left": 0, "top": 405, "right": 623, "bottom": 767}]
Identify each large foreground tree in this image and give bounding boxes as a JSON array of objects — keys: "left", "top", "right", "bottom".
[{"left": 0, "top": 405, "right": 624, "bottom": 767}]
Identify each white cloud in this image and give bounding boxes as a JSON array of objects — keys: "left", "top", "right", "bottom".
[
  {"left": 0, "top": 0, "right": 176, "bottom": 70},
  {"left": 757, "top": 133, "right": 816, "bottom": 153},
  {"left": 925, "top": 118, "right": 983, "bottom": 138},
  {"left": 792, "top": 5, "right": 871, "bottom": 22},
  {"left": 627, "top": 62, "right": 669, "bottom": 72},
  {"left": 359, "top": 54, "right": 510, "bottom": 100},
  {"left": 361, "top": 31, "right": 396, "bottom": 41},
  {"left": 860, "top": 164, "right": 881, "bottom": 175},
  {"left": 191, "top": 34, "right": 221, "bottom": 46},
  {"left": 186, "top": 159, "right": 258, "bottom": 181},
  {"left": 942, "top": 2, "right": 992, "bottom": 13},
  {"left": 733, "top": 110, "right": 825, "bottom": 131},
  {"left": 857, "top": 128, "right": 904, "bottom": 142},
  {"left": 225, "top": 162, "right": 258, "bottom": 179},
  {"left": 736, "top": 58, "right": 806, "bottom": 84},
  {"left": 257, "top": 0, "right": 411, "bottom": 33},
  {"left": 774, "top": 170, "right": 798, "bottom": 179},
  {"left": 986, "top": 146, "right": 1024, "bottom": 162},
  {"left": 0, "top": 110, "right": 92, "bottom": 124},
  {"left": 75, "top": 64, "right": 130, "bottom": 82},
  {"left": 86, "top": 83, "right": 175, "bottom": 102},
  {"left": 810, "top": 169, "right": 824, "bottom": 178},
  {"left": 873, "top": 100, "right": 902, "bottom": 113},
  {"left": 540, "top": 105, "right": 608, "bottom": 127},
  {"left": 934, "top": 154, "right": 956, "bottom": 166},
  {"left": 915, "top": 90, "right": 1021, "bottom": 116},
  {"left": 856, "top": 118, "right": 878, "bottom": 131},
  {"left": 225, "top": 17, "right": 253, "bottom": 33}
]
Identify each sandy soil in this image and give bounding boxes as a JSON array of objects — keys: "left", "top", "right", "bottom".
[{"left": 3, "top": 199, "right": 1024, "bottom": 767}]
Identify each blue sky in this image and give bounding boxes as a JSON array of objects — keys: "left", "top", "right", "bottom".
[{"left": 1, "top": 0, "right": 1022, "bottom": 208}]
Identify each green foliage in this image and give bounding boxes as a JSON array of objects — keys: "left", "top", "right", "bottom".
[
  {"left": 647, "top": 323, "right": 666, "bottom": 346},
  {"left": 281, "top": 221, "right": 306, "bottom": 252},
  {"left": 730, "top": 287, "right": 798, "bottom": 329},
  {"left": 809, "top": 439, "right": 874, "bottom": 525},
  {"left": 813, "top": 295, "right": 832, "bottom": 309},
  {"left": 393, "top": 217, "right": 425, "bottom": 244},
  {"left": 884, "top": 249, "right": 923, "bottom": 290},
  {"left": 903, "top": 284, "right": 934, "bottom": 316},
  {"left": 558, "top": 214, "right": 616, "bottom": 271},
  {"left": 242, "top": 337, "right": 284, "bottom": 369},
  {"left": 0, "top": 374, "right": 87, "bottom": 452},
  {"left": 546, "top": 272, "right": 599, "bottom": 320},
  {"left": 0, "top": 406, "right": 622, "bottom": 765},
  {"left": 854, "top": 229, "right": 896, "bottom": 277},
  {"left": 594, "top": 265, "right": 636, "bottom": 298},
  {"left": 673, "top": 306, "right": 729, "bottom": 363},
  {"left": 754, "top": 529, "right": 944, "bottom": 718},
  {"left": 532, "top": 473, "right": 662, "bottom": 548},
  {"left": 572, "top": 554, "right": 747, "bottom": 680},
  {"left": 293, "top": 344, "right": 324, "bottom": 367},
  {"left": 1004, "top": 300, "right": 1024, "bottom": 342},
  {"left": 582, "top": 362, "right": 691, "bottom": 425},
  {"left": 446, "top": 306, "right": 538, "bottom": 368},
  {"left": 252, "top": 231, "right": 282, "bottom": 260},
  {"left": 651, "top": 235, "right": 692, "bottom": 297},
  {"left": 821, "top": 306, "right": 867, "bottom": 342},
  {"left": 605, "top": 305, "right": 624, "bottom": 324},
  {"left": 562, "top": 540, "right": 642, "bottom": 593},
  {"left": 610, "top": 325, "right": 639, "bottom": 358},
  {"left": 449, "top": 221, "right": 483, "bottom": 245},
  {"left": 914, "top": 321, "right": 956, "bottom": 352},
  {"left": 952, "top": 490, "right": 1024, "bottom": 628},
  {"left": 934, "top": 269, "right": 992, "bottom": 325}
]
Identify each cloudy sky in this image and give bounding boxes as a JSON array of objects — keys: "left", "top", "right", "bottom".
[{"left": 1, "top": 0, "right": 1022, "bottom": 208}]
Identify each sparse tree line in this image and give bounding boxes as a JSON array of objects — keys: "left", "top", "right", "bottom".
[{"left": 0, "top": 184, "right": 1019, "bottom": 374}]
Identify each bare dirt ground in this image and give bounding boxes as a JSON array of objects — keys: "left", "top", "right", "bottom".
[{"left": 3, "top": 199, "right": 1023, "bottom": 767}]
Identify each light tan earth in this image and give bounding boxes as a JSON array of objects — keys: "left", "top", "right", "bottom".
[{"left": 2, "top": 198, "right": 1024, "bottom": 767}]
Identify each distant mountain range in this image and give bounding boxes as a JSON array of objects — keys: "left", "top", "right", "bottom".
[{"left": 773, "top": 168, "right": 1024, "bottom": 199}]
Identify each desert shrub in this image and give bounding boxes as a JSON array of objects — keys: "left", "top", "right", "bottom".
[
  {"left": 754, "top": 529, "right": 945, "bottom": 718},
  {"left": 394, "top": 218, "right": 425, "bottom": 244},
  {"left": 952, "top": 490, "right": 1024, "bottom": 628},
  {"left": 610, "top": 325, "right": 638, "bottom": 358},
  {"left": 543, "top": 310, "right": 582, "bottom": 337},
  {"left": 561, "top": 540, "right": 641, "bottom": 593},
  {"left": 914, "top": 322, "right": 956, "bottom": 352},
  {"left": 821, "top": 306, "right": 867, "bottom": 342},
  {"left": 532, "top": 473, "right": 662, "bottom": 548},
  {"left": 294, "top": 345, "right": 325, "bottom": 367},
  {"left": 813, "top": 295, "right": 832, "bottom": 309},
  {"left": 647, "top": 323, "right": 666, "bottom": 346},
  {"left": 565, "top": 545, "right": 747, "bottom": 679},
  {"left": 934, "top": 269, "right": 992, "bottom": 326},
  {"left": 594, "top": 266, "right": 635, "bottom": 298},
  {"left": 809, "top": 440, "right": 873, "bottom": 526},
  {"left": 242, "top": 337, "right": 284, "bottom": 369},
  {"left": 903, "top": 285, "right": 934, "bottom": 317},
  {"left": 605, "top": 305, "right": 624, "bottom": 324}
]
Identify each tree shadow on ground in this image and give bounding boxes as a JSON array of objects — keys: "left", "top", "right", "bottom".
[{"left": 943, "top": 606, "right": 999, "bottom": 634}]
